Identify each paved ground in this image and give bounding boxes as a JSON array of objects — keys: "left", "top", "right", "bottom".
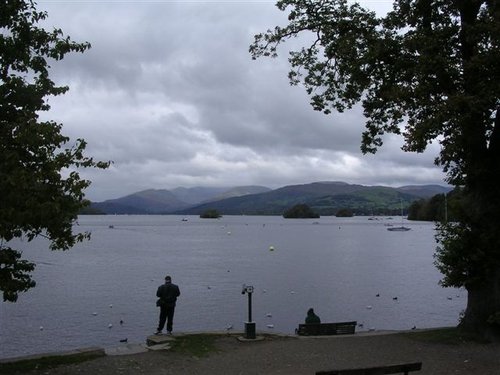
[{"left": 4, "top": 330, "right": 500, "bottom": 374}]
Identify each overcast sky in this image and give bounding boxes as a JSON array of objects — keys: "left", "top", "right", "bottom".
[{"left": 37, "top": 0, "right": 447, "bottom": 202}]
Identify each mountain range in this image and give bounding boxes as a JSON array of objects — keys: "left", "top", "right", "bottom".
[{"left": 87, "top": 181, "right": 451, "bottom": 216}]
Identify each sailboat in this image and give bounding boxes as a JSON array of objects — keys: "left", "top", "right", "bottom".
[{"left": 387, "top": 200, "right": 411, "bottom": 231}]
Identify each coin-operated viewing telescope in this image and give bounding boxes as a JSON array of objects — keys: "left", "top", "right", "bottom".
[{"left": 241, "top": 284, "right": 255, "bottom": 339}]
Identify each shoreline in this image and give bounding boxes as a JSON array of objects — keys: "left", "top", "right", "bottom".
[
  {"left": 0, "top": 328, "right": 408, "bottom": 364},
  {"left": 3, "top": 328, "right": 500, "bottom": 374}
]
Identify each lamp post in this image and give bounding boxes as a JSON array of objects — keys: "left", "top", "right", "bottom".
[{"left": 241, "top": 284, "right": 256, "bottom": 339}]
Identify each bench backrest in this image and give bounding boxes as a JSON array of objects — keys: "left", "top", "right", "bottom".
[
  {"left": 316, "top": 362, "right": 422, "bottom": 375},
  {"left": 297, "top": 321, "right": 356, "bottom": 336}
]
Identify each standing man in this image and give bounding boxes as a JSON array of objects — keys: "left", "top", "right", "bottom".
[{"left": 156, "top": 275, "right": 180, "bottom": 335}]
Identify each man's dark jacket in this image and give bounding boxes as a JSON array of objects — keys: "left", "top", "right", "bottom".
[{"left": 156, "top": 282, "right": 180, "bottom": 307}]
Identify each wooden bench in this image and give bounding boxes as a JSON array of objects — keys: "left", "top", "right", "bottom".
[
  {"left": 296, "top": 321, "right": 357, "bottom": 336},
  {"left": 315, "top": 362, "right": 422, "bottom": 375}
]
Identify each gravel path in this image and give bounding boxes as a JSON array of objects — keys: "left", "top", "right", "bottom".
[{"left": 7, "top": 331, "right": 500, "bottom": 374}]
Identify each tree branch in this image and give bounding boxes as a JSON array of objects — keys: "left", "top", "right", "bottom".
[{"left": 489, "top": 106, "right": 500, "bottom": 156}]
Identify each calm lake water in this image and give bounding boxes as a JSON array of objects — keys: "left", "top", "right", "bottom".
[{"left": 0, "top": 215, "right": 466, "bottom": 359}]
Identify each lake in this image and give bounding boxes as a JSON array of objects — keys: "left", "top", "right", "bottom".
[{"left": 0, "top": 215, "right": 465, "bottom": 359}]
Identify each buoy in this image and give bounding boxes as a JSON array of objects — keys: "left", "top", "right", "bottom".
[
  {"left": 108, "top": 324, "right": 113, "bottom": 329},
  {"left": 92, "top": 312, "right": 98, "bottom": 316},
  {"left": 266, "top": 313, "right": 272, "bottom": 317},
  {"left": 120, "top": 320, "right": 124, "bottom": 325},
  {"left": 269, "top": 246, "right": 274, "bottom": 251},
  {"left": 109, "top": 304, "right": 113, "bottom": 308},
  {"left": 366, "top": 305, "right": 373, "bottom": 310},
  {"left": 39, "top": 326, "right": 44, "bottom": 331}
]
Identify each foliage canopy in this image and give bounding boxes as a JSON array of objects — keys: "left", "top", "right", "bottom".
[
  {"left": 283, "top": 203, "right": 320, "bottom": 218},
  {"left": 200, "top": 209, "right": 222, "bottom": 219},
  {"left": 251, "top": 0, "right": 500, "bottom": 336},
  {"left": 251, "top": 0, "right": 499, "bottom": 177},
  {"left": 335, "top": 208, "right": 353, "bottom": 217},
  {"left": 0, "top": 0, "right": 109, "bottom": 301}
]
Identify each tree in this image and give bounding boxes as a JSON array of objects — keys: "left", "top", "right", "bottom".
[
  {"left": 200, "top": 209, "right": 222, "bottom": 218},
  {"left": 0, "top": 1, "right": 109, "bottom": 302},
  {"left": 250, "top": 0, "right": 500, "bottom": 338},
  {"left": 408, "top": 190, "right": 461, "bottom": 222},
  {"left": 335, "top": 208, "right": 353, "bottom": 217},
  {"left": 283, "top": 203, "right": 320, "bottom": 218}
]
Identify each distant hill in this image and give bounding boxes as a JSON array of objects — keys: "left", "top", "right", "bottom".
[
  {"left": 89, "top": 185, "right": 271, "bottom": 214},
  {"left": 87, "top": 181, "right": 451, "bottom": 216},
  {"left": 169, "top": 187, "right": 230, "bottom": 205},
  {"left": 396, "top": 184, "right": 451, "bottom": 198},
  {"left": 203, "top": 185, "right": 271, "bottom": 202},
  {"left": 175, "top": 182, "right": 452, "bottom": 216},
  {"left": 91, "top": 189, "right": 189, "bottom": 214}
]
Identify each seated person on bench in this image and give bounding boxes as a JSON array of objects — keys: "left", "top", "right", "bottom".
[{"left": 305, "top": 308, "right": 321, "bottom": 324}]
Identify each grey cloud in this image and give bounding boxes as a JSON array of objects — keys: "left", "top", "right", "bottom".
[{"left": 37, "top": 1, "right": 447, "bottom": 201}]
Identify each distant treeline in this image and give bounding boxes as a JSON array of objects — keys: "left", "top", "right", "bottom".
[
  {"left": 283, "top": 204, "right": 320, "bottom": 218},
  {"left": 408, "top": 188, "right": 461, "bottom": 222}
]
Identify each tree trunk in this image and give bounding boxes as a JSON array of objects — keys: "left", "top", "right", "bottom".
[
  {"left": 460, "top": 108, "right": 500, "bottom": 339},
  {"left": 460, "top": 175, "right": 500, "bottom": 339},
  {"left": 462, "top": 272, "right": 500, "bottom": 340}
]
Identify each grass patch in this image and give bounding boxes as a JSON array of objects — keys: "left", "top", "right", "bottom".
[
  {"left": 0, "top": 352, "right": 104, "bottom": 374},
  {"left": 401, "top": 327, "right": 487, "bottom": 345},
  {"left": 169, "top": 334, "right": 219, "bottom": 357}
]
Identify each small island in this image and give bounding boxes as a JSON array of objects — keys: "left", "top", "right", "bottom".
[
  {"left": 283, "top": 204, "right": 320, "bottom": 219},
  {"left": 200, "top": 209, "right": 222, "bottom": 219},
  {"left": 335, "top": 208, "right": 354, "bottom": 217}
]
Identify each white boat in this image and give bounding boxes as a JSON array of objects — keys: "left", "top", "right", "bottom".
[
  {"left": 387, "top": 200, "right": 411, "bottom": 231},
  {"left": 387, "top": 226, "right": 411, "bottom": 231}
]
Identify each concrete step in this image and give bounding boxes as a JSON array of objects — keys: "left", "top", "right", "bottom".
[{"left": 146, "top": 334, "right": 176, "bottom": 347}]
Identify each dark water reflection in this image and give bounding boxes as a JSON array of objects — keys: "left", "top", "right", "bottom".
[{"left": 0, "top": 215, "right": 465, "bottom": 359}]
